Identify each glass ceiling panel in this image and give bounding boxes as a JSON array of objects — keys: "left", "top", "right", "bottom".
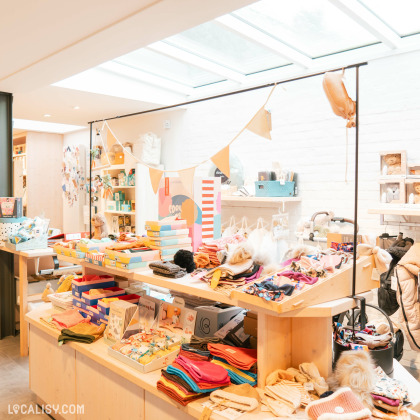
[
  {"left": 114, "top": 48, "right": 224, "bottom": 88},
  {"left": 359, "top": 0, "right": 420, "bottom": 37},
  {"left": 165, "top": 21, "right": 291, "bottom": 75},
  {"left": 233, "top": 0, "right": 378, "bottom": 58}
]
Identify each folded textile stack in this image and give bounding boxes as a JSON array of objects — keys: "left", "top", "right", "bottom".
[
  {"left": 371, "top": 366, "right": 409, "bottom": 418},
  {"left": 158, "top": 352, "right": 230, "bottom": 405},
  {"left": 208, "top": 343, "right": 257, "bottom": 386},
  {"left": 145, "top": 219, "right": 192, "bottom": 261},
  {"left": 202, "top": 259, "right": 262, "bottom": 292},
  {"left": 41, "top": 308, "right": 91, "bottom": 330},
  {"left": 263, "top": 362, "right": 327, "bottom": 416},
  {"left": 188, "top": 335, "right": 224, "bottom": 351},
  {"left": 179, "top": 343, "right": 210, "bottom": 361},
  {"left": 210, "top": 383, "right": 260, "bottom": 413},
  {"left": 149, "top": 261, "right": 187, "bottom": 278},
  {"left": 48, "top": 291, "right": 73, "bottom": 311},
  {"left": 58, "top": 322, "right": 105, "bottom": 344},
  {"left": 196, "top": 234, "right": 246, "bottom": 268}
]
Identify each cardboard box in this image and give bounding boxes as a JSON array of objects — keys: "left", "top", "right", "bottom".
[
  {"left": 194, "top": 305, "right": 243, "bottom": 338},
  {"left": 244, "top": 313, "right": 258, "bottom": 337},
  {"left": 157, "top": 177, "right": 221, "bottom": 251},
  {"left": 105, "top": 300, "right": 138, "bottom": 343},
  {"left": 0, "top": 197, "right": 22, "bottom": 218}
]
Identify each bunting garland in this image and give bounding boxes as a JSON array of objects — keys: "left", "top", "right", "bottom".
[{"left": 99, "top": 84, "right": 276, "bottom": 194}]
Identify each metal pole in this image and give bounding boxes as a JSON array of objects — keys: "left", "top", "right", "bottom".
[
  {"left": 87, "top": 62, "right": 368, "bottom": 124},
  {"left": 89, "top": 122, "right": 92, "bottom": 238}
]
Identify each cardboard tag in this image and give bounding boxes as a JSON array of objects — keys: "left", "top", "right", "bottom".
[
  {"left": 391, "top": 276, "right": 398, "bottom": 291},
  {"left": 304, "top": 382, "right": 314, "bottom": 391}
]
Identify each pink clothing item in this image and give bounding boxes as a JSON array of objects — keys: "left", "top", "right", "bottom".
[
  {"left": 319, "top": 254, "right": 343, "bottom": 272},
  {"left": 371, "top": 395, "right": 400, "bottom": 407},
  {"left": 176, "top": 355, "right": 229, "bottom": 384},
  {"left": 280, "top": 258, "right": 299, "bottom": 268},
  {"left": 52, "top": 309, "right": 91, "bottom": 330},
  {"left": 280, "top": 270, "right": 318, "bottom": 285},
  {"left": 299, "top": 256, "right": 327, "bottom": 272}
]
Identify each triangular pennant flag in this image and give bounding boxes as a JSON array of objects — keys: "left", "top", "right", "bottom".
[
  {"left": 246, "top": 107, "right": 272, "bottom": 140},
  {"left": 149, "top": 167, "right": 164, "bottom": 194},
  {"left": 107, "top": 127, "right": 117, "bottom": 150},
  {"left": 211, "top": 146, "right": 230, "bottom": 178},
  {"left": 178, "top": 167, "right": 196, "bottom": 195}
]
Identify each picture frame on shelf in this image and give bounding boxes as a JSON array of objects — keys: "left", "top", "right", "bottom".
[
  {"left": 379, "top": 179, "right": 405, "bottom": 204},
  {"left": 379, "top": 150, "right": 406, "bottom": 177}
]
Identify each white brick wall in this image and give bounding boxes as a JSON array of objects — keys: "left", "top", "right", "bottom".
[{"left": 161, "top": 49, "right": 420, "bottom": 241}]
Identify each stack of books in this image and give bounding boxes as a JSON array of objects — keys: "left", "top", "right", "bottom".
[{"left": 145, "top": 219, "right": 192, "bottom": 261}]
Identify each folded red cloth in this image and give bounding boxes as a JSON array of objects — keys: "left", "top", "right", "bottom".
[
  {"left": 207, "top": 343, "right": 257, "bottom": 371},
  {"left": 179, "top": 349, "right": 209, "bottom": 362},
  {"left": 52, "top": 309, "right": 90, "bottom": 330},
  {"left": 172, "top": 361, "right": 230, "bottom": 389},
  {"left": 157, "top": 378, "right": 202, "bottom": 406},
  {"left": 176, "top": 355, "right": 229, "bottom": 384}
]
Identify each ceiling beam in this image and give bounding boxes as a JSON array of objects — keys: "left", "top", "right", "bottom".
[
  {"left": 216, "top": 15, "right": 312, "bottom": 69},
  {"left": 147, "top": 42, "right": 246, "bottom": 84},
  {"left": 329, "top": 0, "right": 402, "bottom": 49},
  {"left": 100, "top": 61, "right": 194, "bottom": 96}
]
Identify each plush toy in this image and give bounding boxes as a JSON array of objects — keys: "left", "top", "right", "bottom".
[
  {"left": 91, "top": 213, "right": 108, "bottom": 239},
  {"left": 413, "top": 182, "right": 420, "bottom": 204},
  {"left": 386, "top": 184, "right": 400, "bottom": 203},
  {"left": 42, "top": 282, "right": 54, "bottom": 302},
  {"left": 383, "top": 154, "right": 402, "bottom": 175},
  {"left": 174, "top": 249, "right": 196, "bottom": 273},
  {"left": 56, "top": 274, "right": 75, "bottom": 293}
]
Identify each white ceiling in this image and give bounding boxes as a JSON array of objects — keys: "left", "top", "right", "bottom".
[{"left": 1, "top": 0, "right": 256, "bottom": 129}]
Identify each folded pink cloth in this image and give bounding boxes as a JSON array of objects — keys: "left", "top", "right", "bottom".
[
  {"left": 52, "top": 309, "right": 91, "bottom": 330},
  {"left": 372, "top": 394, "right": 400, "bottom": 406},
  {"left": 280, "top": 271, "right": 318, "bottom": 285},
  {"left": 176, "top": 355, "right": 229, "bottom": 384}
]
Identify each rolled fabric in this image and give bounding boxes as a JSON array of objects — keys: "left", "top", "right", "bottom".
[{"left": 357, "top": 244, "right": 392, "bottom": 274}]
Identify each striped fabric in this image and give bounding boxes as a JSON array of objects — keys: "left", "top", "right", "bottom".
[{"left": 201, "top": 179, "right": 215, "bottom": 240}]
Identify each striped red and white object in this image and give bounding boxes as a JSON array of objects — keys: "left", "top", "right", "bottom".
[
  {"left": 201, "top": 179, "right": 216, "bottom": 241},
  {"left": 85, "top": 252, "right": 105, "bottom": 262}
]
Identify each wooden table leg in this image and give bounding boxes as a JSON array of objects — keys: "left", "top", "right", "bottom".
[
  {"left": 19, "top": 255, "right": 28, "bottom": 356},
  {"left": 291, "top": 317, "right": 333, "bottom": 378}
]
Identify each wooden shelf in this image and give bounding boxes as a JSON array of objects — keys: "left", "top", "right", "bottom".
[
  {"left": 221, "top": 196, "right": 301, "bottom": 207},
  {"left": 104, "top": 164, "right": 134, "bottom": 171},
  {"left": 13, "top": 153, "right": 26, "bottom": 158},
  {"left": 368, "top": 206, "right": 420, "bottom": 216},
  {"left": 104, "top": 210, "right": 135, "bottom": 215}
]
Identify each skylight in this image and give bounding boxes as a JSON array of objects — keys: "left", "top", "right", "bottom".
[
  {"left": 51, "top": 0, "right": 420, "bottom": 105},
  {"left": 13, "top": 119, "right": 86, "bottom": 134}
]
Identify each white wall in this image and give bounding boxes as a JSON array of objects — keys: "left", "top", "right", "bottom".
[
  {"left": 62, "top": 129, "right": 90, "bottom": 232},
  {"left": 136, "top": 49, "right": 420, "bottom": 241}
]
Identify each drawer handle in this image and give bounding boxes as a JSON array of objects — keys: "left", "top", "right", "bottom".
[
  {"left": 362, "top": 263, "right": 372, "bottom": 269},
  {"left": 292, "top": 300, "right": 305, "bottom": 307}
]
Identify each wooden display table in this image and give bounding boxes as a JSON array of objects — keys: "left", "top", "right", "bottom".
[
  {"left": 26, "top": 300, "right": 420, "bottom": 420},
  {"left": 0, "top": 245, "right": 56, "bottom": 356}
]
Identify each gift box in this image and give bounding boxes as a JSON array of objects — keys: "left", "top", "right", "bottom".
[
  {"left": 113, "top": 191, "right": 126, "bottom": 201},
  {"left": 115, "top": 261, "right": 151, "bottom": 270},
  {"left": 80, "top": 286, "right": 125, "bottom": 306},
  {"left": 97, "top": 294, "right": 141, "bottom": 315},
  {"left": 157, "top": 177, "right": 221, "bottom": 251},
  {"left": 104, "top": 248, "right": 160, "bottom": 263},
  {"left": 0, "top": 197, "right": 22, "bottom": 218},
  {"left": 106, "top": 200, "right": 117, "bottom": 211},
  {"left": 85, "top": 251, "right": 106, "bottom": 266},
  {"left": 71, "top": 275, "right": 115, "bottom": 296}
]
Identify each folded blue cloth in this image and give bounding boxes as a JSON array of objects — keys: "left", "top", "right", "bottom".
[{"left": 212, "top": 356, "right": 257, "bottom": 386}]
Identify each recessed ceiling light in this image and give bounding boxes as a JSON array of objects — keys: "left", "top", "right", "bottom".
[
  {"left": 44, "top": 114, "right": 51, "bottom": 117},
  {"left": 73, "top": 106, "right": 80, "bottom": 110}
]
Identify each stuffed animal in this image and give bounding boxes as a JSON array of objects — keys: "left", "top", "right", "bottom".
[
  {"left": 42, "top": 282, "right": 54, "bottom": 302},
  {"left": 386, "top": 184, "right": 400, "bottom": 203},
  {"left": 91, "top": 213, "right": 108, "bottom": 239},
  {"left": 414, "top": 182, "right": 420, "bottom": 204},
  {"left": 383, "top": 154, "right": 402, "bottom": 175}
]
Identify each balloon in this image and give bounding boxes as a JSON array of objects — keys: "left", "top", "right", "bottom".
[{"left": 323, "top": 71, "right": 356, "bottom": 128}]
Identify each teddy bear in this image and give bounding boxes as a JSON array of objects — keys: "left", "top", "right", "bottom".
[
  {"left": 91, "top": 213, "right": 108, "bottom": 239},
  {"left": 414, "top": 182, "right": 420, "bottom": 204},
  {"left": 383, "top": 154, "right": 402, "bottom": 175}
]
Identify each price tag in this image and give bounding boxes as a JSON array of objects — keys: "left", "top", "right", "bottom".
[
  {"left": 304, "top": 382, "right": 314, "bottom": 391},
  {"left": 391, "top": 276, "right": 398, "bottom": 291}
]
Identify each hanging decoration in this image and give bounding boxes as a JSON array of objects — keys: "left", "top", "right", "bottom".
[
  {"left": 246, "top": 107, "right": 272, "bottom": 140},
  {"left": 178, "top": 167, "right": 196, "bottom": 195},
  {"left": 102, "top": 174, "right": 113, "bottom": 200},
  {"left": 99, "top": 84, "right": 276, "bottom": 194},
  {"left": 62, "top": 145, "right": 83, "bottom": 207},
  {"left": 211, "top": 146, "right": 231, "bottom": 178},
  {"left": 149, "top": 167, "right": 164, "bottom": 194}
]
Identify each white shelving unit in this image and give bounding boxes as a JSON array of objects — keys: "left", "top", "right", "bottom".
[
  {"left": 104, "top": 210, "right": 135, "bottom": 215},
  {"left": 368, "top": 206, "right": 420, "bottom": 216},
  {"left": 221, "top": 196, "right": 301, "bottom": 207}
]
